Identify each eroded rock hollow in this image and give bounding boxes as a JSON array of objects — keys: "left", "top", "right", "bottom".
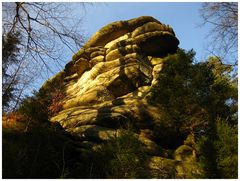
[{"left": 41, "top": 16, "right": 199, "bottom": 178}]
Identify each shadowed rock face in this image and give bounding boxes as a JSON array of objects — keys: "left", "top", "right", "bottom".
[{"left": 40, "top": 16, "right": 199, "bottom": 178}]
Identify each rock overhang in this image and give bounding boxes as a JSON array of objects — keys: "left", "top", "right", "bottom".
[{"left": 72, "top": 16, "right": 179, "bottom": 63}]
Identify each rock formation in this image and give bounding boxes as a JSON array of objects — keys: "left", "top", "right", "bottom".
[{"left": 40, "top": 16, "right": 200, "bottom": 178}]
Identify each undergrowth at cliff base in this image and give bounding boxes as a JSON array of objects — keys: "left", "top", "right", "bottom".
[{"left": 2, "top": 49, "right": 237, "bottom": 179}]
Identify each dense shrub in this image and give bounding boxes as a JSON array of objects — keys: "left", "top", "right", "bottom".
[
  {"left": 147, "top": 49, "right": 237, "bottom": 149},
  {"left": 17, "top": 88, "right": 65, "bottom": 131},
  {"left": 47, "top": 90, "right": 65, "bottom": 116},
  {"left": 214, "top": 119, "right": 238, "bottom": 178},
  {"left": 89, "top": 129, "right": 150, "bottom": 178},
  {"left": 195, "top": 118, "right": 238, "bottom": 178}
]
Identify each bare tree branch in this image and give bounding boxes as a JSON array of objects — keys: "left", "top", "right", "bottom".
[
  {"left": 199, "top": 2, "right": 238, "bottom": 67},
  {"left": 2, "top": 2, "right": 87, "bottom": 112}
]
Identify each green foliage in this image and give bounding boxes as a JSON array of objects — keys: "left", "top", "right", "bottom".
[
  {"left": 206, "top": 57, "right": 237, "bottom": 118},
  {"left": 90, "top": 129, "right": 150, "bottom": 178},
  {"left": 148, "top": 49, "right": 208, "bottom": 147},
  {"left": 18, "top": 93, "right": 50, "bottom": 128},
  {"left": 2, "top": 31, "right": 21, "bottom": 74},
  {"left": 214, "top": 119, "right": 238, "bottom": 178},
  {"left": 2, "top": 31, "right": 21, "bottom": 111},
  {"left": 149, "top": 49, "right": 194, "bottom": 106},
  {"left": 147, "top": 49, "right": 237, "bottom": 147},
  {"left": 195, "top": 135, "right": 219, "bottom": 178},
  {"left": 18, "top": 87, "right": 65, "bottom": 129},
  {"left": 147, "top": 49, "right": 237, "bottom": 178},
  {"left": 195, "top": 118, "right": 238, "bottom": 178}
]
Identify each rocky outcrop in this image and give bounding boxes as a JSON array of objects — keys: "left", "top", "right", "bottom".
[{"left": 40, "top": 16, "right": 200, "bottom": 178}]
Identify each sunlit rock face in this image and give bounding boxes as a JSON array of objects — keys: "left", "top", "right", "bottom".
[
  {"left": 41, "top": 16, "right": 199, "bottom": 177},
  {"left": 51, "top": 16, "right": 179, "bottom": 129},
  {"left": 49, "top": 16, "right": 179, "bottom": 136}
]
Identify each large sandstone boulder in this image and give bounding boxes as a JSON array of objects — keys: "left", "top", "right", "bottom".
[
  {"left": 40, "top": 16, "right": 201, "bottom": 178},
  {"left": 48, "top": 16, "right": 179, "bottom": 131}
]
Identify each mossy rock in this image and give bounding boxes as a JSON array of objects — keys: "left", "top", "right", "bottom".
[
  {"left": 150, "top": 57, "right": 164, "bottom": 65},
  {"left": 90, "top": 50, "right": 105, "bottom": 59},
  {"left": 74, "top": 58, "right": 90, "bottom": 77},
  {"left": 72, "top": 46, "right": 104, "bottom": 62},
  {"left": 184, "top": 134, "right": 195, "bottom": 146},
  {"left": 66, "top": 125, "right": 117, "bottom": 142},
  {"left": 89, "top": 55, "right": 105, "bottom": 66},
  {"left": 132, "top": 22, "right": 174, "bottom": 38},
  {"left": 84, "top": 16, "right": 161, "bottom": 48},
  {"left": 148, "top": 156, "right": 179, "bottom": 178},
  {"left": 176, "top": 161, "right": 204, "bottom": 179},
  {"left": 39, "top": 70, "right": 65, "bottom": 94},
  {"left": 174, "top": 145, "right": 194, "bottom": 162}
]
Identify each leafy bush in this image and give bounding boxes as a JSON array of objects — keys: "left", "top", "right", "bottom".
[
  {"left": 147, "top": 49, "right": 209, "bottom": 148},
  {"left": 147, "top": 49, "right": 237, "bottom": 149},
  {"left": 18, "top": 95, "right": 49, "bottom": 130},
  {"left": 195, "top": 135, "right": 219, "bottom": 178},
  {"left": 195, "top": 118, "right": 238, "bottom": 178},
  {"left": 17, "top": 88, "right": 65, "bottom": 130},
  {"left": 214, "top": 119, "right": 238, "bottom": 178},
  {"left": 47, "top": 90, "right": 65, "bottom": 116},
  {"left": 90, "top": 129, "right": 150, "bottom": 178}
]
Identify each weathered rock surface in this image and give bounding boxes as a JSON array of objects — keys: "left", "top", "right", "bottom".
[{"left": 40, "top": 16, "right": 200, "bottom": 178}]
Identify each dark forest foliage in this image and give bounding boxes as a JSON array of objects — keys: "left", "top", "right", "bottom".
[
  {"left": 2, "top": 32, "right": 21, "bottom": 111},
  {"left": 148, "top": 49, "right": 237, "bottom": 178}
]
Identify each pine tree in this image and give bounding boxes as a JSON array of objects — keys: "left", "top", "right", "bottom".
[{"left": 2, "top": 32, "right": 21, "bottom": 111}]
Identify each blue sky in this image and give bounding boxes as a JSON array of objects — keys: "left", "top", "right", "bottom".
[
  {"left": 77, "top": 2, "right": 212, "bottom": 62},
  {"left": 30, "top": 2, "right": 214, "bottom": 93}
]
